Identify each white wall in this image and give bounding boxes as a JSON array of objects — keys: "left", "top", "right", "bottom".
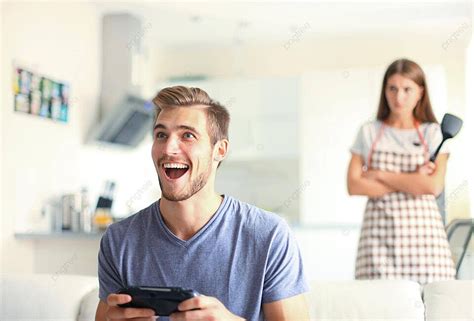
[
  {"left": 1, "top": 2, "right": 97, "bottom": 274},
  {"left": 1, "top": 3, "right": 159, "bottom": 274},
  {"left": 0, "top": 2, "right": 4, "bottom": 277},
  {"left": 467, "top": 10, "right": 474, "bottom": 218}
]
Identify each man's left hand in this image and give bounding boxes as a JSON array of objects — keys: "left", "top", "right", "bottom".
[{"left": 170, "top": 295, "right": 245, "bottom": 321}]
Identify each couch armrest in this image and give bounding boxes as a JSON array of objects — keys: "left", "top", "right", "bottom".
[
  {"left": 1, "top": 273, "right": 98, "bottom": 321},
  {"left": 423, "top": 280, "right": 474, "bottom": 321},
  {"left": 78, "top": 288, "right": 100, "bottom": 321},
  {"left": 309, "top": 280, "right": 425, "bottom": 321}
]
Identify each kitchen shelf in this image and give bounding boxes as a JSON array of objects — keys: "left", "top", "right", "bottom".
[
  {"left": 14, "top": 224, "right": 361, "bottom": 240},
  {"left": 14, "top": 231, "right": 105, "bottom": 240}
]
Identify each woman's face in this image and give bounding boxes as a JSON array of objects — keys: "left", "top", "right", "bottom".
[{"left": 385, "top": 73, "right": 424, "bottom": 118}]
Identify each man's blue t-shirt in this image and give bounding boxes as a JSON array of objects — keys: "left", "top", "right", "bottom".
[{"left": 98, "top": 195, "right": 309, "bottom": 321}]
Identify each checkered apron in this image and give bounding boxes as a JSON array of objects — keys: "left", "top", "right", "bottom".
[{"left": 355, "top": 123, "right": 456, "bottom": 284}]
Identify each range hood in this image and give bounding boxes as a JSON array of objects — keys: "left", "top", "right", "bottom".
[
  {"left": 92, "top": 95, "right": 154, "bottom": 146},
  {"left": 89, "top": 13, "right": 154, "bottom": 148}
]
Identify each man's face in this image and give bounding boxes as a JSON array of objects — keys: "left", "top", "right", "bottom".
[{"left": 151, "top": 106, "right": 217, "bottom": 202}]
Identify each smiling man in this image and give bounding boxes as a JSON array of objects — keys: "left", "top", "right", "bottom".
[{"left": 95, "top": 86, "right": 310, "bottom": 321}]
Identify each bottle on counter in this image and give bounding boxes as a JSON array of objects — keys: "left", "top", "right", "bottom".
[
  {"left": 93, "top": 181, "right": 115, "bottom": 230},
  {"left": 61, "top": 193, "right": 81, "bottom": 231},
  {"left": 80, "top": 187, "right": 92, "bottom": 233}
]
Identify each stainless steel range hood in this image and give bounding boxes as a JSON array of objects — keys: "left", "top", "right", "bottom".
[
  {"left": 89, "top": 13, "right": 154, "bottom": 148},
  {"left": 92, "top": 95, "right": 154, "bottom": 146}
]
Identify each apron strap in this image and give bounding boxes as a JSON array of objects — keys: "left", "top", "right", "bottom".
[
  {"left": 366, "top": 122, "right": 385, "bottom": 169},
  {"left": 414, "top": 121, "right": 430, "bottom": 164},
  {"left": 366, "top": 120, "right": 430, "bottom": 169}
]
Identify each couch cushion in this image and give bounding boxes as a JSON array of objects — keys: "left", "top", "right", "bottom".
[
  {"left": 309, "top": 280, "right": 425, "bottom": 321},
  {"left": 1, "top": 273, "right": 98, "bottom": 321},
  {"left": 423, "top": 280, "right": 474, "bottom": 321},
  {"left": 78, "top": 288, "right": 100, "bottom": 321}
]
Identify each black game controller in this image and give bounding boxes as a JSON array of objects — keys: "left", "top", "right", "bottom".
[{"left": 118, "top": 286, "right": 199, "bottom": 316}]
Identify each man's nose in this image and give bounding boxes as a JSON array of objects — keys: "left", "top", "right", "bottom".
[{"left": 164, "top": 136, "right": 180, "bottom": 154}]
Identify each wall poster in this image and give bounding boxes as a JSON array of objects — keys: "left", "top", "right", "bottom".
[{"left": 12, "top": 66, "right": 70, "bottom": 123}]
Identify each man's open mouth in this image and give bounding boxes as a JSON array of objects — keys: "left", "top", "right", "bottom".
[{"left": 162, "top": 163, "right": 189, "bottom": 179}]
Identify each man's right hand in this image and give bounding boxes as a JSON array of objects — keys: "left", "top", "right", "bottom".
[{"left": 95, "top": 294, "right": 156, "bottom": 321}]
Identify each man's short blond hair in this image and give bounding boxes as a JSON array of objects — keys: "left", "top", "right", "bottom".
[{"left": 152, "top": 86, "right": 230, "bottom": 145}]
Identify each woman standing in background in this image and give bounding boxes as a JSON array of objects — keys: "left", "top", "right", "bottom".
[{"left": 347, "top": 58, "right": 455, "bottom": 284}]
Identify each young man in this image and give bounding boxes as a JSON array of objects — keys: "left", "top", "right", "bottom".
[{"left": 95, "top": 86, "right": 310, "bottom": 321}]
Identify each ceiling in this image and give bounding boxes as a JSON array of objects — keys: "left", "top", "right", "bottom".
[{"left": 94, "top": 1, "right": 472, "bottom": 47}]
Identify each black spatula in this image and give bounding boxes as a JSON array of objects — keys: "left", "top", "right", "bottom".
[{"left": 430, "top": 113, "right": 463, "bottom": 162}]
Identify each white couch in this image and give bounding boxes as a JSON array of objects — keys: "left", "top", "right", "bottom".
[{"left": 1, "top": 274, "right": 473, "bottom": 321}]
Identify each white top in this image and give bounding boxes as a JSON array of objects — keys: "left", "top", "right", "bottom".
[{"left": 350, "top": 120, "right": 449, "bottom": 165}]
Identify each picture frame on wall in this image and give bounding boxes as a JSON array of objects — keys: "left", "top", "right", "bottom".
[{"left": 12, "top": 66, "right": 70, "bottom": 123}]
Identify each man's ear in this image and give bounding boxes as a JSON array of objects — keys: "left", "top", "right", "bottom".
[{"left": 213, "top": 139, "right": 229, "bottom": 162}]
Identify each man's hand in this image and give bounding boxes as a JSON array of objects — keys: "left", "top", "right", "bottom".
[
  {"left": 170, "top": 295, "right": 244, "bottom": 321},
  {"left": 103, "top": 293, "right": 156, "bottom": 321},
  {"left": 417, "top": 161, "right": 436, "bottom": 176}
]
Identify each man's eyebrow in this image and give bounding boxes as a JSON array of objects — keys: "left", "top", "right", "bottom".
[
  {"left": 178, "top": 125, "right": 199, "bottom": 133},
  {"left": 153, "top": 124, "right": 166, "bottom": 131},
  {"left": 153, "top": 124, "right": 200, "bottom": 134}
]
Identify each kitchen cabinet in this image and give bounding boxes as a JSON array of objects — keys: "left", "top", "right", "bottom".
[{"left": 156, "top": 76, "right": 300, "bottom": 161}]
